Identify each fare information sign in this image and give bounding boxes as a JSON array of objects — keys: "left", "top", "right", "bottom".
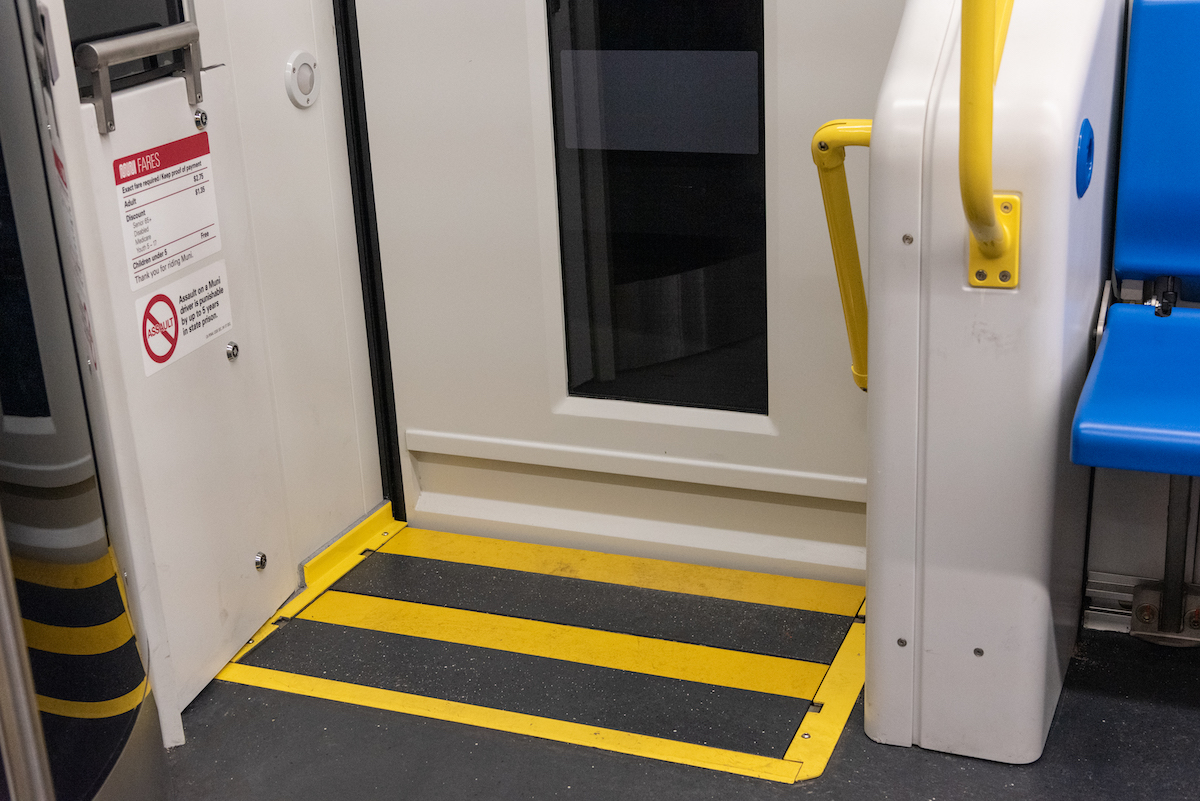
[{"left": 114, "top": 132, "right": 222, "bottom": 290}]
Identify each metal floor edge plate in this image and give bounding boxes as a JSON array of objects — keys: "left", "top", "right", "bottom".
[{"left": 217, "top": 524, "right": 866, "bottom": 783}]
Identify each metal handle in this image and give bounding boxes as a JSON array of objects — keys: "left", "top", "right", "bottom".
[
  {"left": 812, "top": 119, "right": 872, "bottom": 391},
  {"left": 960, "top": 0, "right": 1021, "bottom": 287},
  {"left": 74, "top": 21, "right": 202, "bottom": 134}
]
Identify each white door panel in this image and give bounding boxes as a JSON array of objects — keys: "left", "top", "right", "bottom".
[
  {"left": 73, "top": 71, "right": 295, "bottom": 713},
  {"left": 34, "top": 0, "right": 385, "bottom": 745},
  {"left": 361, "top": 0, "right": 904, "bottom": 572}
]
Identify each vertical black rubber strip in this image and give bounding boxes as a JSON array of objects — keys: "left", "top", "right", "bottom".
[
  {"left": 1161, "top": 475, "right": 1192, "bottom": 634},
  {"left": 331, "top": 0, "right": 406, "bottom": 520}
]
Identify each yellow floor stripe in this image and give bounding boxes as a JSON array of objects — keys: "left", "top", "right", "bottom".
[
  {"left": 23, "top": 615, "right": 134, "bottom": 656},
  {"left": 11, "top": 552, "right": 115, "bottom": 589},
  {"left": 783, "top": 610, "right": 866, "bottom": 779},
  {"left": 302, "top": 591, "right": 828, "bottom": 700},
  {"left": 381, "top": 527, "right": 864, "bottom": 617},
  {"left": 217, "top": 663, "right": 804, "bottom": 783},
  {"left": 37, "top": 677, "right": 147, "bottom": 719}
]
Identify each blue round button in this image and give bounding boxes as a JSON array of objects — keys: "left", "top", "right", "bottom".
[{"left": 1076, "top": 118, "right": 1095, "bottom": 198}]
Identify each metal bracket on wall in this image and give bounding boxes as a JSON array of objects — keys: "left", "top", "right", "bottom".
[
  {"left": 1129, "top": 583, "right": 1200, "bottom": 647},
  {"left": 74, "top": 21, "right": 203, "bottom": 134}
]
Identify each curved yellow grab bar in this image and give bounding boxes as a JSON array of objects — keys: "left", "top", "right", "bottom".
[
  {"left": 960, "top": 0, "right": 1020, "bottom": 287},
  {"left": 812, "top": 120, "right": 871, "bottom": 391}
]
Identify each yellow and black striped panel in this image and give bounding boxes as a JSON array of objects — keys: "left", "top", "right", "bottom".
[
  {"left": 11, "top": 549, "right": 150, "bottom": 800},
  {"left": 12, "top": 550, "right": 148, "bottom": 719},
  {"left": 220, "top": 518, "right": 865, "bottom": 783}
]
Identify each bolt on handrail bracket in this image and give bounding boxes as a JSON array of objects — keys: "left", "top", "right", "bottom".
[
  {"left": 74, "top": 21, "right": 202, "bottom": 134},
  {"left": 812, "top": 119, "right": 871, "bottom": 391},
  {"left": 960, "top": 0, "right": 1021, "bottom": 289}
]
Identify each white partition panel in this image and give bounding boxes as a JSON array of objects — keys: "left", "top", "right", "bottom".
[{"left": 866, "top": 0, "right": 1125, "bottom": 763}]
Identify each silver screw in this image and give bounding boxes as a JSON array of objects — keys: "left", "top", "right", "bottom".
[
  {"left": 254, "top": 552, "right": 267, "bottom": 570},
  {"left": 817, "top": 141, "right": 829, "bottom": 152},
  {"left": 974, "top": 648, "right": 984, "bottom": 657},
  {"left": 975, "top": 269, "right": 988, "bottom": 282},
  {"left": 897, "top": 638, "right": 907, "bottom": 647},
  {"left": 1136, "top": 604, "right": 1157, "bottom": 624},
  {"left": 999, "top": 271, "right": 1012, "bottom": 283},
  {"left": 226, "top": 341, "right": 239, "bottom": 361},
  {"left": 801, "top": 733, "right": 811, "bottom": 739},
  {"left": 194, "top": 109, "right": 208, "bottom": 130},
  {"left": 902, "top": 234, "right": 914, "bottom": 245},
  {"left": 1189, "top": 610, "right": 1200, "bottom": 630},
  {"left": 1000, "top": 202, "right": 1013, "bottom": 214}
]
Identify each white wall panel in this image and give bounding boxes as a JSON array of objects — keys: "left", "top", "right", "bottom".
[{"left": 357, "top": 0, "right": 904, "bottom": 577}]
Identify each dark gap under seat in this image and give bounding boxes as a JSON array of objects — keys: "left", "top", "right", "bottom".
[
  {"left": 241, "top": 618, "right": 809, "bottom": 758},
  {"left": 331, "top": 553, "right": 852, "bottom": 663}
]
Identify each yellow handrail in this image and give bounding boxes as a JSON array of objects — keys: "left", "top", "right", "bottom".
[
  {"left": 812, "top": 120, "right": 871, "bottom": 391},
  {"left": 960, "top": 0, "right": 1016, "bottom": 259}
]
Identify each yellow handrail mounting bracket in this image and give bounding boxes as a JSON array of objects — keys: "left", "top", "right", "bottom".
[
  {"left": 961, "top": 0, "right": 1020, "bottom": 289},
  {"left": 812, "top": 119, "right": 871, "bottom": 391}
]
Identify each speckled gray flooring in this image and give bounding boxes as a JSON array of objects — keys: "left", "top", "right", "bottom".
[
  {"left": 168, "top": 629, "right": 1200, "bottom": 800},
  {"left": 331, "top": 553, "right": 852, "bottom": 662},
  {"left": 239, "top": 617, "right": 811, "bottom": 756}
]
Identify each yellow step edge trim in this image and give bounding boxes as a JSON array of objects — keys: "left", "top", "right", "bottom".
[
  {"left": 782, "top": 619, "right": 865, "bottom": 779},
  {"left": 302, "top": 503, "right": 406, "bottom": 590},
  {"left": 11, "top": 551, "right": 115, "bottom": 589},
  {"left": 381, "top": 528, "right": 865, "bottom": 617},
  {"left": 23, "top": 614, "right": 134, "bottom": 656},
  {"left": 37, "top": 677, "right": 147, "bottom": 720},
  {"left": 229, "top": 503, "right": 404, "bottom": 663},
  {"left": 216, "top": 663, "right": 804, "bottom": 783},
  {"left": 302, "top": 591, "right": 829, "bottom": 701}
]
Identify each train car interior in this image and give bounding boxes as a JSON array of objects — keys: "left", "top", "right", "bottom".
[{"left": 1, "top": 0, "right": 1199, "bottom": 798}]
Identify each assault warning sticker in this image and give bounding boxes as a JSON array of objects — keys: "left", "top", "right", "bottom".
[
  {"left": 134, "top": 260, "right": 232, "bottom": 376},
  {"left": 114, "top": 132, "right": 221, "bottom": 290}
]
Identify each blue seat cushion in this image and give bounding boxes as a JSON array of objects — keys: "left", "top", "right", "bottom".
[
  {"left": 1072, "top": 304, "right": 1200, "bottom": 476},
  {"left": 1114, "top": 0, "right": 1200, "bottom": 298}
]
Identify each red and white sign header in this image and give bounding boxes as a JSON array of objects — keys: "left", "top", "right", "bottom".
[{"left": 113, "top": 132, "right": 210, "bottom": 186}]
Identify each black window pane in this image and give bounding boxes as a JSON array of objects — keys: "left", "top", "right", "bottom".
[
  {"left": 63, "top": 0, "right": 182, "bottom": 45},
  {"left": 0, "top": 140, "right": 51, "bottom": 420},
  {"left": 63, "top": 0, "right": 185, "bottom": 97},
  {"left": 548, "top": 0, "right": 768, "bottom": 414}
]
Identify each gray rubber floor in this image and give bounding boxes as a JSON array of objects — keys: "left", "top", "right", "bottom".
[{"left": 167, "top": 629, "right": 1200, "bottom": 800}]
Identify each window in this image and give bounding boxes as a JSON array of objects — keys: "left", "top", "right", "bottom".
[{"left": 547, "top": 0, "right": 768, "bottom": 414}]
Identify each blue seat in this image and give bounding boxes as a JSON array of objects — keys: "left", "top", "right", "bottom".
[
  {"left": 1112, "top": 0, "right": 1200, "bottom": 298},
  {"left": 1071, "top": 0, "right": 1200, "bottom": 476},
  {"left": 1072, "top": 305, "right": 1200, "bottom": 476}
]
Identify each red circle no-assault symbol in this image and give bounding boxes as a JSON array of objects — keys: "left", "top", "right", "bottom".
[{"left": 142, "top": 294, "right": 178, "bottom": 364}]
